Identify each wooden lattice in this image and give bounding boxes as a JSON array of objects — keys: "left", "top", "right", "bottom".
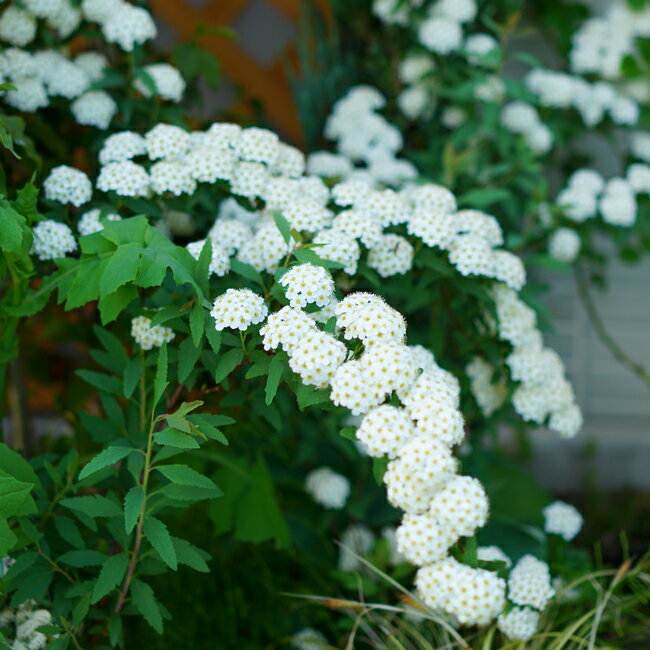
[{"left": 151, "top": 0, "right": 330, "bottom": 143}]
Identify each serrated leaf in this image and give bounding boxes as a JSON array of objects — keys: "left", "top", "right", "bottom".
[
  {"left": 124, "top": 486, "right": 144, "bottom": 535},
  {"left": 154, "top": 428, "right": 200, "bottom": 449},
  {"left": 154, "top": 344, "right": 168, "bottom": 406},
  {"left": 59, "top": 550, "right": 107, "bottom": 567},
  {"left": 189, "top": 301, "right": 205, "bottom": 346},
  {"left": 230, "top": 259, "right": 264, "bottom": 287},
  {"left": 177, "top": 336, "right": 201, "bottom": 383},
  {"left": 76, "top": 370, "right": 122, "bottom": 395},
  {"left": 131, "top": 580, "right": 163, "bottom": 633},
  {"left": 54, "top": 517, "right": 84, "bottom": 549},
  {"left": 213, "top": 348, "right": 243, "bottom": 383},
  {"left": 155, "top": 464, "right": 218, "bottom": 491},
  {"left": 264, "top": 356, "right": 284, "bottom": 405},
  {"left": 204, "top": 316, "right": 222, "bottom": 354},
  {"left": 123, "top": 355, "right": 141, "bottom": 398},
  {"left": 79, "top": 446, "right": 135, "bottom": 480},
  {"left": 339, "top": 426, "right": 357, "bottom": 441},
  {"left": 273, "top": 212, "right": 292, "bottom": 244},
  {"left": 90, "top": 552, "right": 129, "bottom": 604},
  {"left": 172, "top": 537, "right": 210, "bottom": 572},
  {"left": 99, "top": 243, "right": 142, "bottom": 297},
  {"left": 60, "top": 495, "right": 121, "bottom": 518},
  {"left": 372, "top": 457, "right": 389, "bottom": 486},
  {"left": 143, "top": 516, "right": 177, "bottom": 570}
]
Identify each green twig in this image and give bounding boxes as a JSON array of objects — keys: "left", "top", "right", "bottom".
[{"left": 575, "top": 268, "right": 650, "bottom": 390}]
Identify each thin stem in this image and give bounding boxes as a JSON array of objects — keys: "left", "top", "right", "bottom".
[
  {"left": 575, "top": 268, "right": 650, "bottom": 390},
  {"left": 114, "top": 408, "right": 156, "bottom": 613},
  {"left": 35, "top": 546, "right": 74, "bottom": 583},
  {"left": 239, "top": 330, "right": 248, "bottom": 357},
  {"left": 139, "top": 349, "right": 146, "bottom": 432}
]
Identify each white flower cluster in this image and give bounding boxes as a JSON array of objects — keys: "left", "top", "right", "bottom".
[
  {"left": 569, "top": 2, "right": 650, "bottom": 80},
  {"left": 497, "top": 606, "right": 540, "bottom": 641},
  {"left": 279, "top": 263, "right": 335, "bottom": 309},
  {"left": 0, "top": 42, "right": 116, "bottom": 124},
  {"left": 135, "top": 63, "right": 186, "bottom": 103},
  {"left": 493, "top": 285, "right": 582, "bottom": 438},
  {"left": 31, "top": 219, "right": 77, "bottom": 261},
  {"left": 77, "top": 209, "right": 122, "bottom": 236},
  {"left": 507, "top": 555, "right": 555, "bottom": 610},
  {"left": 500, "top": 101, "right": 553, "bottom": 154},
  {"left": 291, "top": 627, "right": 328, "bottom": 650},
  {"left": 397, "top": 54, "right": 436, "bottom": 121},
  {"left": 130, "top": 316, "right": 175, "bottom": 351},
  {"left": 0, "top": 2, "right": 79, "bottom": 44},
  {"left": 495, "top": 553, "right": 555, "bottom": 640},
  {"left": 418, "top": 0, "right": 477, "bottom": 56},
  {"left": 305, "top": 467, "right": 350, "bottom": 509},
  {"left": 186, "top": 239, "right": 230, "bottom": 277},
  {"left": 466, "top": 357, "right": 507, "bottom": 417},
  {"left": 269, "top": 286, "right": 502, "bottom": 625},
  {"left": 0, "top": 602, "right": 53, "bottom": 650},
  {"left": 543, "top": 500, "right": 583, "bottom": 541},
  {"left": 525, "top": 68, "right": 639, "bottom": 127},
  {"left": 71, "top": 90, "right": 117, "bottom": 130},
  {"left": 43, "top": 165, "right": 92, "bottom": 207},
  {"left": 210, "top": 288, "right": 268, "bottom": 331},
  {"left": 82, "top": 0, "right": 157, "bottom": 51},
  {"left": 338, "top": 523, "right": 374, "bottom": 571},
  {"left": 314, "top": 85, "right": 418, "bottom": 185},
  {"left": 557, "top": 168, "right": 638, "bottom": 227},
  {"left": 548, "top": 228, "right": 581, "bottom": 264}
]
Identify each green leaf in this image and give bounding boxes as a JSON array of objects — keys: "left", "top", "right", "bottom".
[
  {"left": 295, "top": 383, "right": 330, "bottom": 410},
  {"left": 108, "top": 614, "right": 123, "bottom": 647},
  {"left": 123, "top": 355, "right": 141, "bottom": 398},
  {"left": 339, "top": 426, "right": 357, "bottom": 441},
  {"left": 458, "top": 188, "right": 511, "bottom": 209},
  {"left": 204, "top": 317, "right": 222, "bottom": 354},
  {"left": 54, "top": 517, "right": 84, "bottom": 549},
  {"left": 93, "top": 325, "right": 129, "bottom": 368},
  {"left": 91, "top": 552, "right": 129, "bottom": 604},
  {"left": 124, "top": 486, "right": 144, "bottom": 535},
  {"left": 213, "top": 348, "right": 243, "bottom": 383},
  {"left": 188, "top": 415, "right": 228, "bottom": 445},
  {"left": 293, "top": 247, "right": 327, "bottom": 267},
  {"left": 98, "top": 284, "right": 138, "bottom": 324},
  {"left": 372, "top": 457, "right": 389, "bottom": 486},
  {"left": 160, "top": 483, "right": 221, "bottom": 502},
  {"left": 143, "top": 516, "right": 177, "bottom": 570},
  {"left": 60, "top": 495, "right": 122, "bottom": 518},
  {"left": 177, "top": 336, "right": 201, "bottom": 383},
  {"left": 131, "top": 580, "right": 163, "bottom": 633},
  {"left": 98, "top": 243, "right": 142, "bottom": 297},
  {"left": 171, "top": 537, "right": 210, "bottom": 573},
  {"left": 189, "top": 301, "right": 205, "bottom": 346},
  {"left": 79, "top": 446, "right": 135, "bottom": 480},
  {"left": 264, "top": 356, "right": 285, "bottom": 405},
  {"left": 0, "top": 475, "right": 34, "bottom": 518},
  {"left": 154, "top": 428, "right": 200, "bottom": 449},
  {"left": 0, "top": 200, "right": 25, "bottom": 253},
  {"left": 0, "top": 442, "right": 40, "bottom": 487},
  {"left": 229, "top": 259, "right": 264, "bottom": 288},
  {"left": 154, "top": 343, "right": 168, "bottom": 406},
  {"left": 155, "top": 464, "right": 219, "bottom": 491},
  {"left": 76, "top": 369, "right": 122, "bottom": 395},
  {"left": 59, "top": 550, "right": 108, "bottom": 567},
  {"left": 0, "top": 519, "right": 17, "bottom": 556},
  {"left": 211, "top": 456, "right": 290, "bottom": 548},
  {"left": 273, "top": 212, "right": 292, "bottom": 244}
]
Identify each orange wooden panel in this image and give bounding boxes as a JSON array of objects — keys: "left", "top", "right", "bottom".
[{"left": 150, "top": 0, "right": 313, "bottom": 143}]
